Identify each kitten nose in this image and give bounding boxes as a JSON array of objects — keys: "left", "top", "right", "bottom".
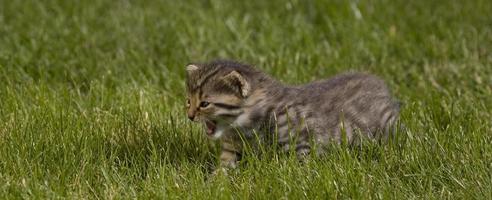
[{"left": 187, "top": 114, "right": 195, "bottom": 121}]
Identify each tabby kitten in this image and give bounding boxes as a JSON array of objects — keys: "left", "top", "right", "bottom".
[{"left": 185, "top": 60, "right": 399, "bottom": 169}]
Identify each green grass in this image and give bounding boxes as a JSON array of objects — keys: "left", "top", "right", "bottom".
[{"left": 1, "top": 0, "right": 491, "bottom": 199}]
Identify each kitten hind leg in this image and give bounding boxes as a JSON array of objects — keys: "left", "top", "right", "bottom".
[{"left": 295, "top": 141, "right": 311, "bottom": 161}]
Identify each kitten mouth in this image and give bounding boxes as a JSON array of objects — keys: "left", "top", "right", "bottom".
[{"left": 205, "top": 120, "right": 217, "bottom": 136}]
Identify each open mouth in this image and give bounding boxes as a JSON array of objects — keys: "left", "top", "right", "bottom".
[{"left": 205, "top": 120, "right": 217, "bottom": 136}]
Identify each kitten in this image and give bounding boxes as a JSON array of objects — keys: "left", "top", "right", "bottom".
[{"left": 185, "top": 60, "right": 400, "bottom": 169}]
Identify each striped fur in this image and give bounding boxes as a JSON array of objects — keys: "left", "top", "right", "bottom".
[{"left": 185, "top": 60, "right": 400, "bottom": 168}]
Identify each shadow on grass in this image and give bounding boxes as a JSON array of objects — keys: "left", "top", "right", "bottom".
[{"left": 103, "top": 113, "right": 218, "bottom": 177}]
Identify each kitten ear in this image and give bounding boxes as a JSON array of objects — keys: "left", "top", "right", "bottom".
[
  {"left": 222, "top": 70, "right": 250, "bottom": 97},
  {"left": 186, "top": 64, "right": 199, "bottom": 73}
]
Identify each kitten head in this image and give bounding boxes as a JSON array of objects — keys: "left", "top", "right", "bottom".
[{"left": 185, "top": 60, "right": 255, "bottom": 139}]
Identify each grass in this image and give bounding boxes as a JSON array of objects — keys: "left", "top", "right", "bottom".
[{"left": 0, "top": 0, "right": 491, "bottom": 199}]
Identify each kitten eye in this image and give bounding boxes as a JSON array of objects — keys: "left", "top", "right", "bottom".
[
  {"left": 199, "top": 101, "right": 210, "bottom": 108},
  {"left": 186, "top": 99, "right": 190, "bottom": 107}
]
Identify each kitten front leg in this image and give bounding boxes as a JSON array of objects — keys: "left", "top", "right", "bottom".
[
  {"left": 213, "top": 139, "right": 242, "bottom": 175},
  {"left": 219, "top": 140, "right": 242, "bottom": 168}
]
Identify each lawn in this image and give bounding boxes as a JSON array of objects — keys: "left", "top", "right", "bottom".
[{"left": 0, "top": 0, "right": 491, "bottom": 199}]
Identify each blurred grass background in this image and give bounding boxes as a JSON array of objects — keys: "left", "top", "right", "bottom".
[{"left": 0, "top": 0, "right": 491, "bottom": 199}]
